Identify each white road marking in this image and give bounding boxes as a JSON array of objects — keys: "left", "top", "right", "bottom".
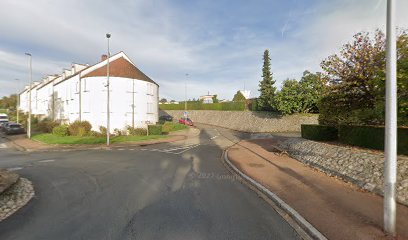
[
  {"left": 38, "top": 159, "right": 55, "bottom": 163},
  {"left": 141, "top": 144, "right": 200, "bottom": 155},
  {"left": 0, "top": 143, "right": 7, "bottom": 149},
  {"left": 7, "top": 167, "right": 23, "bottom": 171}
]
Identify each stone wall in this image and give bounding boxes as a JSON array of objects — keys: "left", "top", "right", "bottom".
[
  {"left": 160, "top": 110, "right": 318, "bottom": 132},
  {"left": 278, "top": 138, "right": 408, "bottom": 206}
]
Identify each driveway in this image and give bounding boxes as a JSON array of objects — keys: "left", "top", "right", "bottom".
[{"left": 0, "top": 126, "right": 301, "bottom": 240}]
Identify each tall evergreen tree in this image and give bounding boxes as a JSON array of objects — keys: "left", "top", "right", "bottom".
[{"left": 258, "top": 49, "right": 276, "bottom": 111}]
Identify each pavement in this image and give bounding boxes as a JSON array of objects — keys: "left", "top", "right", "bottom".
[
  {"left": 227, "top": 138, "right": 408, "bottom": 240},
  {"left": 0, "top": 125, "right": 304, "bottom": 240}
]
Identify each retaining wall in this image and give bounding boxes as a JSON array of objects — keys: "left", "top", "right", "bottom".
[{"left": 160, "top": 110, "right": 318, "bottom": 132}]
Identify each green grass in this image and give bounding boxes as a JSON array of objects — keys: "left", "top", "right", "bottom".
[
  {"left": 32, "top": 134, "right": 167, "bottom": 145},
  {"left": 162, "top": 122, "right": 188, "bottom": 133}
]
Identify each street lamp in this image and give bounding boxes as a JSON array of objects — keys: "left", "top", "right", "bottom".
[
  {"left": 384, "top": 0, "right": 397, "bottom": 236},
  {"left": 15, "top": 79, "right": 20, "bottom": 124},
  {"left": 25, "top": 53, "right": 32, "bottom": 139},
  {"left": 106, "top": 33, "right": 111, "bottom": 146}
]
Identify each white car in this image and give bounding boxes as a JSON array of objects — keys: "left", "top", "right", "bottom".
[{"left": 0, "top": 113, "right": 9, "bottom": 125}]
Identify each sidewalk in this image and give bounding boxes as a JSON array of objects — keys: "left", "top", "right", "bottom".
[{"left": 227, "top": 139, "right": 408, "bottom": 240}]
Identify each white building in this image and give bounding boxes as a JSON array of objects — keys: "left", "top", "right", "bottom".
[
  {"left": 239, "top": 90, "right": 250, "bottom": 99},
  {"left": 19, "top": 52, "right": 159, "bottom": 132}
]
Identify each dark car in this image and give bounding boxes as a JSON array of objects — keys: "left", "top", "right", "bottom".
[
  {"left": 4, "top": 123, "right": 25, "bottom": 135},
  {"left": 159, "top": 115, "right": 173, "bottom": 122},
  {"left": 0, "top": 122, "right": 9, "bottom": 132},
  {"left": 179, "top": 117, "right": 193, "bottom": 126}
]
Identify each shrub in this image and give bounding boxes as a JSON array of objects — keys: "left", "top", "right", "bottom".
[
  {"left": 159, "top": 102, "right": 246, "bottom": 111},
  {"left": 68, "top": 121, "right": 92, "bottom": 136},
  {"left": 126, "top": 126, "right": 147, "bottom": 136},
  {"left": 36, "top": 118, "right": 59, "bottom": 133},
  {"left": 89, "top": 130, "right": 101, "bottom": 137},
  {"left": 301, "top": 124, "right": 338, "bottom": 141},
  {"left": 338, "top": 125, "right": 408, "bottom": 155},
  {"left": 99, "top": 126, "right": 107, "bottom": 135},
  {"left": 148, "top": 124, "right": 163, "bottom": 135},
  {"left": 114, "top": 128, "right": 125, "bottom": 136},
  {"left": 162, "top": 122, "right": 188, "bottom": 133},
  {"left": 52, "top": 125, "right": 69, "bottom": 136}
]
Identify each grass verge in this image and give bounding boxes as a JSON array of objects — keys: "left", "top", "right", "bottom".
[
  {"left": 162, "top": 122, "right": 189, "bottom": 133},
  {"left": 32, "top": 134, "right": 168, "bottom": 144}
]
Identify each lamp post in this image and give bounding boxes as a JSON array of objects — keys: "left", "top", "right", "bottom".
[
  {"left": 106, "top": 33, "right": 111, "bottom": 146},
  {"left": 384, "top": 0, "right": 397, "bottom": 236},
  {"left": 25, "top": 53, "right": 32, "bottom": 139},
  {"left": 15, "top": 78, "right": 20, "bottom": 124},
  {"left": 184, "top": 73, "right": 189, "bottom": 125}
]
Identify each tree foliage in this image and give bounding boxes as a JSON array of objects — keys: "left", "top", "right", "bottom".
[
  {"left": 274, "top": 71, "right": 327, "bottom": 114},
  {"left": 0, "top": 94, "right": 17, "bottom": 110},
  {"left": 159, "top": 98, "right": 167, "bottom": 103},
  {"left": 258, "top": 49, "right": 276, "bottom": 111},
  {"left": 319, "top": 30, "right": 408, "bottom": 126},
  {"left": 232, "top": 91, "right": 246, "bottom": 102}
]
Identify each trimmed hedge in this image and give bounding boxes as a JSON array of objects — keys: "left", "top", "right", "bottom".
[
  {"left": 159, "top": 102, "right": 246, "bottom": 111},
  {"left": 301, "top": 124, "right": 338, "bottom": 141},
  {"left": 148, "top": 124, "right": 163, "bottom": 135},
  {"left": 338, "top": 125, "right": 408, "bottom": 155}
]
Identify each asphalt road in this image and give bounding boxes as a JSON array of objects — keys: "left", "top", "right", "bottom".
[{"left": 0, "top": 125, "right": 301, "bottom": 240}]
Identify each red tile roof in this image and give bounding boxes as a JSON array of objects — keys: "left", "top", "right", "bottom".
[{"left": 83, "top": 57, "right": 157, "bottom": 85}]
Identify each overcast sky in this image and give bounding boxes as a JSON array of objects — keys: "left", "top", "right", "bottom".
[{"left": 0, "top": 0, "right": 407, "bottom": 101}]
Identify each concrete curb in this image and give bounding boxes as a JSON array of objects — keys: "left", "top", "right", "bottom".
[{"left": 224, "top": 149, "right": 327, "bottom": 240}]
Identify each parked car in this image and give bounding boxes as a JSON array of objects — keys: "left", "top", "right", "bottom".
[
  {"left": 0, "top": 122, "right": 9, "bottom": 132},
  {"left": 4, "top": 123, "right": 25, "bottom": 135},
  {"left": 179, "top": 117, "right": 194, "bottom": 126},
  {"left": 159, "top": 115, "right": 173, "bottom": 122}
]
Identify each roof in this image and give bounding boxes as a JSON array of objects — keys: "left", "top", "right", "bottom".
[{"left": 82, "top": 56, "right": 158, "bottom": 85}]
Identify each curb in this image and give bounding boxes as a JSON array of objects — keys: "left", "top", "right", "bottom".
[{"left": 223, "top": 149, "right": 327, "bottom": 240}]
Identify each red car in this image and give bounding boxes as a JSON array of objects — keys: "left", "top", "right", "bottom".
[{"left": 179, "top": 117, "right": 194, "bottom": 126}]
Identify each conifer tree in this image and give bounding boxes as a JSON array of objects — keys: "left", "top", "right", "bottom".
[{"left": 258, "top": 49, "right": 276, "bottom": 110}]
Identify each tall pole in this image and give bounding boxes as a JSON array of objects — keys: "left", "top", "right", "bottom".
[
  {"left": 25, "top": 53, "right": 32, "bottom": 139},
  {"left": 384, "top": 0, "right": 397, "bottom": 236},
  {"left": 132, "top": 79, "right": 135, "bottom": 128},
  {"left": 15, "top": 79, "right": 20, "bottom": 124},
  {"left": 106, "top": 33, "right": 111, "bottom": 146},
  {"left": 185, "top": 73, "right": 188, "bottom": 112}
]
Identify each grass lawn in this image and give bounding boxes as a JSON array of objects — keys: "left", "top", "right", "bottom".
[
  {"left": 32, "top": 134, "right": 168, "bottom": 145},
  {"left": 162, "top": 122, "right": 189, "bottom": 133}
]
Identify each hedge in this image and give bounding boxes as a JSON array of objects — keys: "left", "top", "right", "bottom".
[
  {"left": 148, "top": 124, "right": 163, "bottom": 135},
  {"left": 159, "top": 102, "right": 246, "bottom": 111},
  {"left": 301, "top": 124, "right": 338, "bottom": 141},
  {"left": 338, "top": 125, "right": 408, "bottom": 155}
]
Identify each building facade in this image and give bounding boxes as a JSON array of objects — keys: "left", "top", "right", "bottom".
[{"left": 19, "top": 52, "right": 159, "bottom": 132}]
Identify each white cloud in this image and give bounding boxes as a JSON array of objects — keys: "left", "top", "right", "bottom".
[{"left": 0, "top": 0, "right": 407, "bottom": 101}]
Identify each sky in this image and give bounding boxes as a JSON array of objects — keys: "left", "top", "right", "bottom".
[{"left": 0, "top": 0, "right": 407, "bottom": 101}]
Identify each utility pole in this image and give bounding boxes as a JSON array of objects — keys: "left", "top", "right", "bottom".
[
  {"left": 25, "top": 53, "right": 32, "bottom": 139},
  {"left": 185, "top": 73, "right": 188, "bottom": 113},
  {"left": 15, "top": 79, "right": 20, "bottom": 124},
  {"left": 384, "top": 0, "right": 397, "bottom": 236},
  {"left": 106, "top": 33, "right": 111, "bottom": 146},
  {"left": 132, "top": 79, "right": 135, "bottom": 128}
]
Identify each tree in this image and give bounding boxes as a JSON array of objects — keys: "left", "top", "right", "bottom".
[
  {"left": 232, "top": 91, "right": 246, "bottom": 102},
  {"left": 159, "top": 98, "right": 167, "bottom": 103},
  {"left": 258, "top": 49, "right": 276, "bottom": 111},
  {"left": 319, "top": 30, "right": 408, "bottom": 126},
  {"left": 273, "top": 71, "right": 326, "bottom": 115},
  {"left": 212, "top": 95, "right": 219, "bottom": 103},
  {"left": 0, "top": 94, "right": 17, "bottom": 110}
]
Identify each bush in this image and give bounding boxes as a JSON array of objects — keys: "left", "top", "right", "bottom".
[
  {"left": 127, "top": 126, "right": 147, "bottom": 136},
  {"left": 148, "top": 124, "right": 163, "bottom": 135},
  {"left": 36, "top": 118, "right": 59, "bottom": 133},
  {"left": 301, "top": 124, "right": 338, "bottom": 141},
  {"left": 159, "top": 102, "right": 246, "bottom": 111},
  {"left": 99, "top": 126, "right": 107, "bottom": 136},
  {"left": 52, "top": 125, "right": 69, "bottom": 136},
  {"left": 68, "top": 121, "right": 92, "bottom": 136},
  {"left": 338, "top": 125, "right": 408, "bottom": 155}
]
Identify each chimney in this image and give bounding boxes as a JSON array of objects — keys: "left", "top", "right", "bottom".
[{"left": 101, "top": 54, "right": 108, "bottom": 61}]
